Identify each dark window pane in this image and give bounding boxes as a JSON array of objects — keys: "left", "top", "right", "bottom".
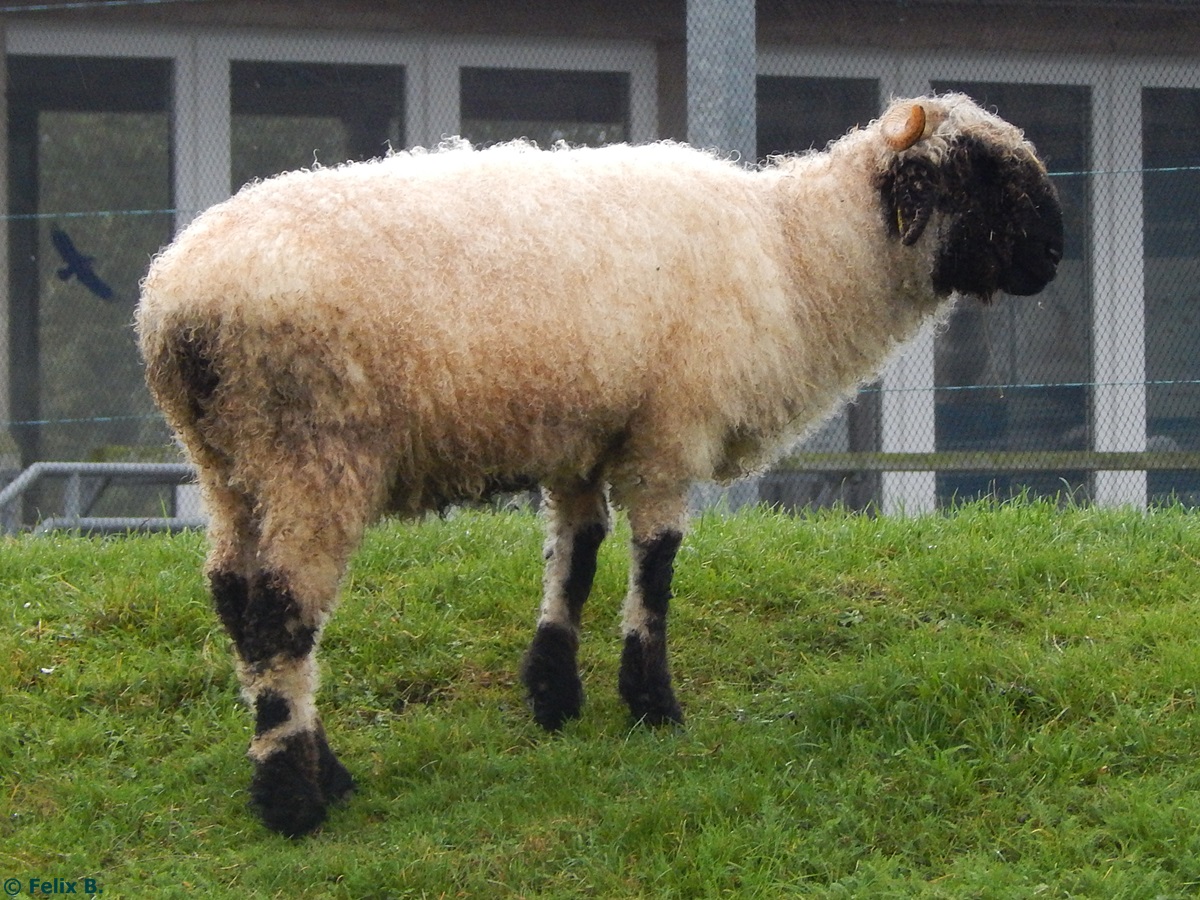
[
  {"left": 754, "top": 76, "right": 881, "bottom": 512},
  {"left": 231, "top": 61, "right": 404, "bottom": 189},
  {"left": 1144, "top": 89, "right": 1200, "bottom": 258},
  {"left": 1144, "top": 88, "right": 1200, "bottom": 504},
  {"left": 7, "top": 55, "right": 170, "bottom": 113},
  {"left": 460, "top": 68, "right": 628, "bottom": 147},
  {"left": 7, "top": 55, "right": 174, "bottom": 514},
  {"left": 756, "top": 76, "right": 878, "bottom": 158}
]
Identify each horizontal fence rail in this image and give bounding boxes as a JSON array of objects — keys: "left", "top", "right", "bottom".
[
  {"left": 7, "top": 452, "right": 1200, "bottom": 534},
  {"left": 0, "top": 461, "right": 204, "bottom": 534},
  {"left": 775, "top": 451, "right": 1200, "bottom": 473}
]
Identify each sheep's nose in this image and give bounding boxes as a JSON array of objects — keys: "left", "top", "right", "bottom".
[{"left": 1002, "top": 232, "right": 1063, "bottom": 297}]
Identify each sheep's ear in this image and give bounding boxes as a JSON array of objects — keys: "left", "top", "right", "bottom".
[{"left": 879, "top": 156, "right": 939, "bottom": 246}]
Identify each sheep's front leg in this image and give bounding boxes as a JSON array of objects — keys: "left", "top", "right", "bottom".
[
  {"left": 521, "top": 483, "right": 610, "bottom": 730},
  {"left": 618, "top": 523, "right": 685, "bottom": 727}
]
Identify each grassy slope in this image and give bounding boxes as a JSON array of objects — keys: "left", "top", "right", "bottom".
[{"left": 3, "top": 502, "right": 1200, "bottom": 898}]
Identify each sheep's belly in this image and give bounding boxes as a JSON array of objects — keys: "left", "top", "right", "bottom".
[{"left": 384, "top": 414, "right": 627, "bottom": 515}]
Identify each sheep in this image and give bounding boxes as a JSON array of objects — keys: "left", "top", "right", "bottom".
[{"left": 136, "top": 92, "right": 1063, "bottom": 836}]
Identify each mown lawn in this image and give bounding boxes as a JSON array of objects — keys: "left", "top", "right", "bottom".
[{"left": 4, "top": 501, "right": 1200, "bottom": 898}]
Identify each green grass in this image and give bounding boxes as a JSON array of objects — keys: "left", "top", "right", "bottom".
[{"left": 5, "top": 501, "right": 1200, "bottom": 897}]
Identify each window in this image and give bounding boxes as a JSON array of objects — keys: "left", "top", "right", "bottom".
[
  {"left": 231, "top": 61, "right": 405, "bottom": 190},
  {"left": 930, "top": 82, "right": 1093, "bottom": 504},
  {"left": 757, "top": 75, "right": 877, "bottom": 156},
  {"left": 7, "top": 55, "right": 173, "bottom": 471},
  {"left": 1144, "top": 87, "right": 1200, "bottom": 503},
  {"left": 16, "top": 23, "right": 1190, "bottom": 514},
  {"left": 459, "top": 67, "right": 629, "bottom": 147}
]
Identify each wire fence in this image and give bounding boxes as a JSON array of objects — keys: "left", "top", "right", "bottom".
[{"left": 2, "top": 1, "right": 1199, "bottom": 527}]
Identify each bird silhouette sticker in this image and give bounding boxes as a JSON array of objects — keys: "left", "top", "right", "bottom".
[{"left": 51, "top": 225, "right": 114, "bottom": 301}]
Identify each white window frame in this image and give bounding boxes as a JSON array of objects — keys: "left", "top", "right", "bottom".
[
  {"left": 8, "top": 22, "right": 202, "bottom": 233},
  {"left": 17, "top": 22, "right": 1200, "bottom": 511},
  {"left": 912, "top": 53, "right": 1145, "bottom": 507},
  {"left": 1, "top": 20, "right": 656, "bottom": 481},
  {"left": 760, "top": 47, "right": 938, "bottom": 513},
  {"left": 1119, "top": 58, "right": 1200, "bottom": 507},
  {"left": 9, "top": 22, "right": 657, "bottom": 224},
  {"left": 756, "top": 50, "right": 907, "bottom": 507},
  {"left": 189, "top": 30, "right": 425, "bottom": 225}
]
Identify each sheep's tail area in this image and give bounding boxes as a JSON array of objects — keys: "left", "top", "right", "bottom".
[{"left": 138, "top": 317, "right": 226, "bottom": 475}]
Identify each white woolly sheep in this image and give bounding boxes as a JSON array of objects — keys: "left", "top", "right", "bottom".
[{"left": 136, "top": 93, "right": 1063, "bottom": 836}]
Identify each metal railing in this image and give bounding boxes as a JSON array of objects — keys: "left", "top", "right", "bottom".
[
  {"left": 3, "top": 451, "right": 1197, "bottom": 534},
  {"left": 774, "top": 450, "right": 1200, "bottom": 473},
  {"left": 0, "top": 461, "right": 205, "bottom": 534}
]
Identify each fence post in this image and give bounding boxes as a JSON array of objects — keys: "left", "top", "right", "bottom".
[
  {"left": 686, "top": 0, "right": 756, "bottom": 164},
  {"left": 1092, "top": 72, "right": 1148, "bottom": 507},
  {"left": 684, "top": 0, "right": 757, "bottom": 511}
]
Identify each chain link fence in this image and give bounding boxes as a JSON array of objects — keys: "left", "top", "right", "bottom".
[{"left": 2, "top": 1, "right": 1198, "bottom": 529}]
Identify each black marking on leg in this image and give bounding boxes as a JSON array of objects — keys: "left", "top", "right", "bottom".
[
  {"left": 635, "top": 530, "right": 682, "bottom": 616},
  {"left": 210, "top": 570, "right": 249, "bottom": 647},
  {"left": 563, "top": 520, "right": 607, "bottom": 627},
  {"left": 520, "top": 622, "right": 584, "bottom": 731},
  {"left": 254, "top": 690, "right": 291, "bottom": 736},
  {"left": 239, "top": 571, "right": 317, "bottom": 665},
  {"left": 619, "top": 530, "right": 684, "bottom": 726},
  {"left": 249, "top": 730, "right": 327, "bottom": 838}
]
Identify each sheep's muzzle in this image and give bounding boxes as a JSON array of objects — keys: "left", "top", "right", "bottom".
[
  {"left": 996, "top": 162, "right": 1064, "bottom": 297},
  {"left": 929, "top": 138, "right": 1065, "bottom": 302}
]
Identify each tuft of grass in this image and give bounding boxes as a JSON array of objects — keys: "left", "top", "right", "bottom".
[{"left": 4, "top": 500, "right": 1200, "bottom": 897}]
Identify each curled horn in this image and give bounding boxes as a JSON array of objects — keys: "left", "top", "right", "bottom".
[{"left": 881, "top": 103, "right": 927, "bottom": 152}]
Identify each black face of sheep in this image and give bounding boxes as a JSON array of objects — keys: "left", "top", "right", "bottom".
[{"left": 879, "top": 132, "right": 1065, "bottom": 301}]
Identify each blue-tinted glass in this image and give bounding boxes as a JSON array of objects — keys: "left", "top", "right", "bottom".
[{"left": 1144, "top": 88, "right": 1200, "bottom": 505}]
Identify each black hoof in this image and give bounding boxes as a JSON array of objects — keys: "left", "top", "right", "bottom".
[
  {"left": 618, "top": 633, "right": 684, "bottom": 727},
  {"left": 521, "top": 622, "right": 584, "bottom": 731},
  {"left": 250, "top": 730, "right": 353, "bottom": 837},
  {"left": 250, "top": 744, "right": 326, "bottom": 837}
]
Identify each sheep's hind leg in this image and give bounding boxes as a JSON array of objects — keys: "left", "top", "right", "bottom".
[
  {"left": 229, "top": 459, "right": 378, "bottom": 836},
  {"left": 521, "top": 481, "right": 610, "bottom": 730},
  {"left": 201, "top": 476, "right": 353, "bottom": 829},
  {"left": 618, "top": 495, "right": 687, "bottom": 727},
  {"left": 238, "top": 568, "right": 355, "bottom": 838}
]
